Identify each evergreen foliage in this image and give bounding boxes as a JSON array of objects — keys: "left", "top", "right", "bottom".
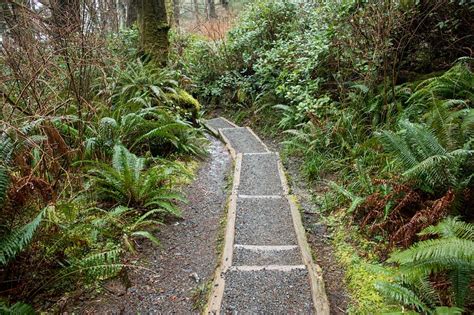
[
  {"left": 87, "top": 144, "right": 185, "bottom": 216},
  {"left": 376, "top": 218, "right": 474, "bottom": 312}
]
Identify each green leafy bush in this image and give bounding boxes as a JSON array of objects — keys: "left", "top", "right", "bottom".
[
  {"left": 85, "top": 108, "right": 206, "bottom": 159},
  {"left": 87, "top": 145, "right": 186, "bottom": 216}
]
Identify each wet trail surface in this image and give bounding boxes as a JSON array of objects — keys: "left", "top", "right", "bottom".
[{"left": 68, "top": 134, "right": 231, "bottom": 314}]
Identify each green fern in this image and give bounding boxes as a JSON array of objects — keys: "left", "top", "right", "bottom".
[
  {"left": 109, "top": 59, "right": 178, "bottom": 110},
  {"left": 87, "top": 145, "right": 186, "bottom": 217},
  {"left": 377, "top": 218, "right": 474, "bottom": 311},
  {"left": 0, "top": 133, "right": 14, "bottom": 206},
  {"left": 65, "top": 249, "right": 123, "bottom": 282},
  {"left": 0, "top": 301, "right": 36, "bottom": 314},
  {"left": 0, "top": 209, "right": 45, "bottom": 265},
  {"left": 85, "top": 108, "right": 206, "bottom": 159},
  {"left": 379, "top": 120, "right": 473, "bottom": 193},
  {"left": 375, "top": 281, "right": 430, "bottom": 313},
  {"left": 407, "top": 59, "right": 474, "bottom": 113},
  {"left": 419, "top": 217, "right": 474, "bottom": 240}
]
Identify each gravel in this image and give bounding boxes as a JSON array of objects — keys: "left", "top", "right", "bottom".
[
  {"left": 232, "top": 246, "right": 302, "bottom": 266},
  {"left": 238, "top": 153, "right": 284, "bottom": 195},
  {"left": 221, "top": 268, "right": 314, "bottom": 314},
  {"left": 66, "top": 134, "right": 231, "bottom": 314},
  {"left": 220, "top": 128, "right": 268, "bottom": 154},
  {"left": 205, "top": 117, "right": 236, "bottom": 131},
  {"left": 234, "top": 197, "right": 298, "bottom": 245},
  {"left": 262, "top": 135, "right": 350, "bottom": 314}
]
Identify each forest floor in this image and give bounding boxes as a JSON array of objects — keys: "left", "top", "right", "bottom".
[{"left": 65, "top": 134, "right": 232, "bottom": 313}]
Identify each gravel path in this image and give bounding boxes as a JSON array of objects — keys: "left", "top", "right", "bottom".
[
  {"left": 233, "top": 246, "right": 301, "bottom": 266},
  {"left": 205, "top": 117, "right": 237, "bottom": 131},
  {"left": 220, "top": 128, "right": 268, "bottom": 154},
  {"left": 234, "top": 197, "right": 297, "bottom": 245},
  {"left": 66, "top": 134, "right": 231, "bottom": 314},
  {"left": 221, "top": 268, "right": 314, "bottom": 314},
  {"left": 204, "top": 118, "right": 329, "bottom": 314},
  {"left": 262, "top": 135, "right": 350, "bottom": 314},
  {"left": 238, "top": 153, "right": 284, "bottom": 195}
]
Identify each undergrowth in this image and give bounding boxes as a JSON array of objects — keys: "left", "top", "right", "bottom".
[
  {"left": 178, "top": 0, "right": 474, "bottom": 313},
  {"left": 0, "top": 24, "right": 206, "bottom": 311}
]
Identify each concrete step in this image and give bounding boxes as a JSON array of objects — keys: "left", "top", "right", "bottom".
[
  {"left": 221, "top": 267, "right": 314, "bottom": 313},
  {"left": 235, "top": 197, "right": 298, "bottom": 246},
  {"left": 238, "top": 153, "right": 284, "bottom": 196},
  {"left": 220, "top": 127, "right": 268, "bottom": 154},
  {"left": 233, "top": 245, "right": 302, "bottom": 266},
  {"left": 205, "top": 117, "right": 237, "bottom": 132}
]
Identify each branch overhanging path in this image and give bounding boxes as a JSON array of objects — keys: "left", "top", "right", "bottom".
[{"left": 204, "top": 117, "right": 330, "bottom": 314}]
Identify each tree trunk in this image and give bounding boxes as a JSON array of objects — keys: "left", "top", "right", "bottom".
[
  {"left": 173, "top": 0, "right": 180, "bottom": 26},
  {"left": 220, "top": 0, "right": 229, "bottom": 11},
  {"left": 126, "top": 0, "right": 138, "bottom": 27},
  {"left": 138, "top": 0, "right": 170, "bottom": 66},
  {"left": 193, "top": 0, "right": 199, "bottom": 21},
  {"left": 207, "top": 0, "right": 217, "bottom": 19}
]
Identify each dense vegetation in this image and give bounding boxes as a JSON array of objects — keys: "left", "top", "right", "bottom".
[
  {"left": 175, "top": 0, "right": 474, "bottom": 313},
  {"left": 0, "top": 1, "right": 206, "bottom": 312},
  {"left": 1, "top": 0, "right": 473, "bottom": 313}
]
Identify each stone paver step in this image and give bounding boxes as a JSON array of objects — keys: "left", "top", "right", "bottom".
[
  {"left": 205, "top": 117, "right": 237, "bottom": 132},
  {"left": 235, "top": 197, "right": 297, "bottom": 245},
  {"left": 233, "top": 245, "right": 302, "bottom": 266},
  {"left": 221, "top": 267, "right": 314, "bottom": 313},
  {"left": 238, "top": 153, "right": 284, "bottom": 195},
  {"left": 220, "top": 127, "right": 268, "bottom": 154}
]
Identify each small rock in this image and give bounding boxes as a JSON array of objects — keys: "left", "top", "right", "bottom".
[{"left": 189, "top": 272, "right": 200, "bottom": 283}]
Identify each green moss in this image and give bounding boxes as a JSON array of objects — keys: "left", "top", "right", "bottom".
[
  {"left": 332, "top": 225, "right": 394, "bottom": 314},
  {"left": 138, "top": 0, "right": 170, "bottom": 65},
  {"left": 169, "top": 90, "right": 201, "bottom": 122}
]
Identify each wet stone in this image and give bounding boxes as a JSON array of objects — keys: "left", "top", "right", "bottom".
[
  {"left": 235, "top": 197, "right": 297, "bottom": 245},
  {"left": 220, "top": 128, "right": 268, "bottom": 154}
]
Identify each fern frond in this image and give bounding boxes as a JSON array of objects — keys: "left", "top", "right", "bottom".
[
  {"left": 375, "top": 281, "right": 429, "bottom": 313},
  {"left": 449, "top": 266, "right": 471, "bottom": 307},
  {"left": 0, "top": 302, "right": 35, "bottom": 315},
  {"left": 0, "top": 209, "right": 44, "bottom": 265},
  {"left": 67, "top": 249, "right": 123, "bottom": 281},
  {"left": 131, "top": 231, "right": 160, "bottom": 245},
  {"left": 388, "top": 238, "right": 474, "bottom": 267},
  {"left": 433, "top": 306, "right": 463, "bottom": 315},
  {"left": 419, "top": 217, "right": 474, "bottom": 240}
]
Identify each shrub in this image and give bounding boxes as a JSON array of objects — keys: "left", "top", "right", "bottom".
[{"left": 87, "top": 145, "right": 186, "bottom": 217}]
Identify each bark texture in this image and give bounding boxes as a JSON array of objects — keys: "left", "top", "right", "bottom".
[
  {"left": 138, "top": 0, "right": 170, "bottom": 66},
  {"left": 126, "top": 0, "right": 138, "bottom": 27},
  {"left": 173, "top": 0, "right": 180, "bottom": 26},
  {"left": 207, "top": 0, "right": 217, "bottom": 19}
]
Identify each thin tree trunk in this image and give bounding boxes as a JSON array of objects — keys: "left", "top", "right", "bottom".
[
  {"left": 138, "top": 0, "right": 170, "bottom": 66},
  {"left": 193, "top": 0, "right": 199, "bottom": 21},
  {"left": 126, "top": 0, "right": 138, "bottom": 27},
  {"left": 173, "top": 0, "right": 179, "bottom": 26},
  {"left": 52, "top": 0, "right": 81, "bottom": 31},
  {"left": 207, "top": 0, "right": 217, "bottom": 19}
]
